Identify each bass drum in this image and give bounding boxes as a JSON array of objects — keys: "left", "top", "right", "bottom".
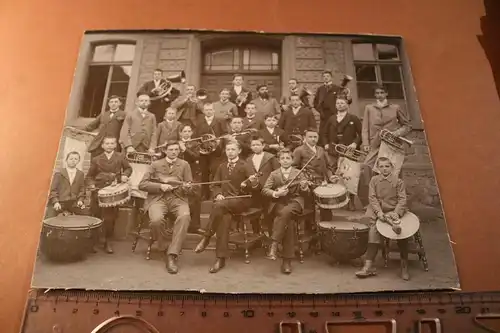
[
  {"left": 40, "top": 215, "right": 102, "bottom": 262},
  {"left": 318, "top": 221, "right": 369, "bottom": 262}
]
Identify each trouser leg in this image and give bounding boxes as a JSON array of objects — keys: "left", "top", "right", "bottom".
[{"left": 167, "top": 200, "right": 191, "bottom": 256}]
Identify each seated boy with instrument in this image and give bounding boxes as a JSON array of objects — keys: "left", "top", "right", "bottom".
[
  {"left": 262, "top": 148, "right": 309, "bottom": 274},
  {"left": 46, "top": 151, "right": 89, "bottom": 218},
  {"left": 356, "top": 157, "right": 411, "bottom": 281},
  {"left": 139, "top": 140, "right": 195, "bottom": 274},
  {"left": 194, "top": 140, "right": 260, "bottom": 274},
  {"left": 86, "top": 136, "right": 132, "bottom": 254}
]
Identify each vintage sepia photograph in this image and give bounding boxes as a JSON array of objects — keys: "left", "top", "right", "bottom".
[{"left": 31, "top": 30, "right": 459, "bottom": 293}]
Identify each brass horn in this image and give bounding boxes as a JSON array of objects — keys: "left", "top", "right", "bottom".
[
  {"left": 341, "top": 74, "right": 353, "bottom": 88},
  {"left": 166, "top": 70, "right": 186, "bottom": 84},
  {"left": 196, "top": 88, "right": 208, "bottom": 101}
]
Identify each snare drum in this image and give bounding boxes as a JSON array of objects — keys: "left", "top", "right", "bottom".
[
  {"left": 98, "top": 183, "right": 130, "bottom": 208},
  {"left": 313, "top": 184, "right": 349, "bottom": 209},
  {"left": 40, "top": 215, "right": 102, "bottom": 262},
  {"left": 318, "top": 221, "right": 369, "bottom": 262}
]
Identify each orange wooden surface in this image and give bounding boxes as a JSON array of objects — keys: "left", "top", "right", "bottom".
[{"left": 0, "top": 1, "right": 499, "bottom": 332}]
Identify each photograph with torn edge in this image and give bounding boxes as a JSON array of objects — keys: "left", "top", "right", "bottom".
[{"left": 31, "top": 30, "right": 459, "bottom": 293}]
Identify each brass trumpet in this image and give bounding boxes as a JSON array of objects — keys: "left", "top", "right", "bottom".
[
  {"left": 333, "top": 144, "right": 367, "bottom": 162},
  {"left": 380, "top": 129, "right": 413, "bottom": 151},
  {"left": 195, "top": 88, "right": 208, "bottom": 101}
]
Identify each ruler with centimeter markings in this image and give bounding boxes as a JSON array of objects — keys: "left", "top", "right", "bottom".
[{"left": 20, "top": 290, "right": 500, "bottom": 333}]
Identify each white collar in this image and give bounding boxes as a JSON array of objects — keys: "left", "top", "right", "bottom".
[
  {"left": 246, "top": 115, "right": 255, "bottom": 120},
  {"left": 205, "top": 115, "right": 214, "bottom": 120},
  {"left": 266, "top": 126, "right": 275, "bottom": 132},
  {"left": 66, "top": 167, "right": 77, "bottom": 173},
  {"left": 305, "top": 142, "right": 317, "bottom": 151},
  {"left": 181, "top": 137, "right": 190, "bottom": 142},
  {"left": 228, "top": 157, "right": 239, "bottom": 164},
  {"left": 104, "top": 151, "right": 114, "bottom": 158},
  {"left": 165, "top": 157, "right": 177, "bottom": 164},
  {"left": 376, "top": 99, "right": 388, "bottom": 108},
  {"left": 253, "top": 152, "right": 264, "bottom": 157},
  {"left": 281, "top": 167, "right": 292, "bottom": 173}
]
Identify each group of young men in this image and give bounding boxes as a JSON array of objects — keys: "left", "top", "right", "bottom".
[{"left": 47, "top": 69, "right": 416, "bottom": 281}]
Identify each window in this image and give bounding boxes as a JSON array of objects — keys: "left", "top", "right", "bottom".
[
  {"left": 204, "top": 47, "right": 279, "bottom": 72},
  {"left": 81, "top": 43, "right": 136, "bottom": 118},
  {"left": 352, "top": 43, "right": 405, "bottom": 99}
]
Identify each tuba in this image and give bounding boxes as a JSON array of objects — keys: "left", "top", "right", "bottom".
[
  {"left": 338, "top": 74, "right": 353, "bottom": 104},
  {"left": 379, "top": 129, "right": 414, "bottom": 151},
  {"left": 150, "top": 71, "right": 186, "bottom": 101},
  {"left": 332, "top": 144, "right": 367, "bottom": 162}
]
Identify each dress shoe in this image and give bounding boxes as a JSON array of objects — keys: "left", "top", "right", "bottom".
[
  {"left": 194, "top": 236, "right": 210, "bottom": 253},
  {"left": 267, "top": 242, "right": 278, "bottom": 260},
  {"left": 209, "top": 258, "right": 226, "bottom": 273},
  {"left": 188, "top": 227, "right": 204, "bottom": 235},
  {"left": 355, "top": 260, "right": 377, "bottom": 278},
  {"left": 166, "top": 254, "right": 179, "bottom": 274},
  {"left": 281, "top": 259, "right": 292, "bottom": 274},
  {"left": 104, "top": 242, "right": 114, "bottom": 254},
  {"left": 400, "top": 259, "right": 410, "bottom": 281}
]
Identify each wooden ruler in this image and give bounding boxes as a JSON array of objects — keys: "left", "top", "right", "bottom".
[{"left": 20, "top": 290, "right": 500, "bottom": 332}]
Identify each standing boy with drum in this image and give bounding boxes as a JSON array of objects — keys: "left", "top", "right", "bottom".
[
  {"left": 355, "top": 157, "right": 411, "bottom": 281},
  {"left": 293, "top": 128, "right": 337, "bottom": 225},
  {"left": 86, "top": 136, "right": 132, "bottom": 254},
  {"left": 263, "top": 148, "right": 309, "bottom": 274}
]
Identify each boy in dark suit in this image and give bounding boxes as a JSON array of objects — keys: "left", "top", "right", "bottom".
[
  {"left": 242, "top": 102, "right": 265, "bottom": 131},
  {"left": 263, "top": 148, "right": 310, "bottom": 274},
  {"left": 84, "top": 95, "right": 126, "bottom": 159},
  {"left": 228, "top": 74, "right": 253, "bottom": 118},
  {"left": 120, "top": 94, "right": 157, "bottom": 154},
  {"left": 322, "top": 97, "right": 363, "bottom": 209},
  {"left": 194, "top": 141, "right": 260, "bottom": 273},
  {"left": 246, "top": 136, "right": 280, "bottom": 234},
  {"left": 313, "top": 70, "right": 352, "bottom": 146},
  {"left": 151, "top": 107, "right": 181, "bottom": 149},
  {"left": 137, "top": 69, "right": 181, "bottom": 124},
  {"left": 293, "top": 128, "right": 337, "bottom": 223},
  {"left": 195, "top": 102, "right": 228, "bottom": 200},
  {"left": 46, "top": 151, "right": 89, "bottom": 218},
  {"left": 355, "top": 157, "right": 410, "bottom": 281},
  {"left": 279, "top": 95, "right": 316, "bottom": 151},
  {"left": 259, "top": 114, "right": 288, "bottom": 155},
  {"left": 86, "top": 136, "right": 133, "bottom": 254},
  {"left": 224, "top": 117, "right": 252, "bottom": 159},
  {"left": 178, "top": 124, "right": 203, "bottom": 234}
]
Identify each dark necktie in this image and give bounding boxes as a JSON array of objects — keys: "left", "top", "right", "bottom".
[{"left": 228, "top": 162, "right": 236, "bottom": 175}]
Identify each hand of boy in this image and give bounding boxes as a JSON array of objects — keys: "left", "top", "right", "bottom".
[
  {"left": 215, "top": 194, "right": 225, "bottom": 201},
  {"left": 126, "top": 146, "right": 136, "bottom": 153},
  {"left": 121, "top": 175, "right": 129, "bottom": 183},
  {"left": 53, "top": 202, "right": 62, "bottom": 211},
  {"left": 161, "top": 184, "right": 174, "bottom": 192}
]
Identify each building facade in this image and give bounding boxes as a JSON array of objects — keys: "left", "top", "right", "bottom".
[{"left": 60, "top": 32, "right": 441, "bottom": 218}]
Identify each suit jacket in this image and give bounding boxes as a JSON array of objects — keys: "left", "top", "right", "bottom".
[
  {"left": 361, "top": 102, "right": 411, "bottom": 149},
  {"left": 242, "top": 116, "right": 264, "bottom": 131},
  {"left": 313, "top": 83, "right": 345, "bottom": 119},
  {"left": 278, "top": 106, "right": 317, "bottom": 137},
  {"left": 229, "top": 87, "right": 253, "bottom": 117},
  {"left": 246, "top": 152, "right": 280, "bottom": 188},
  {"left": 119, "top": 108, "right": 157, "bottom": 150},
  {"left": 321, "top": 113, "right": 362, "bottom": 152},
  {"left": 151, "top": 120, "right": 181, "bottom": 148},
  {"left": 178, "top": 140, "right": 201, "bottom": 179},
  {"left": 171, "top": 96, "right": 204, "bottom": 125},
  {"left": 86, "top": 152, "right": 132, "bottom": 189},
  {"left": 48, "top": 168, "right": 86, "bottom": 204},
  {"left": 139, "top": 158, "right": 194, "bottom": 211},
  {"left": 262, "top": 167, "right": 308, "bottom": 213},
  {"left": 292, "top": 144, "right": 332, "bottom": 182},
  {"left": 258, "top": 127, "right": 289, "bottom": 154},
  {"left": 251, "top": 97, "right": 281, "bottom": 119},
  {"left": 210, "top": 159, "right": 260, "bottom": 198},
  {"left": 84, "top": 110, "right": 126, "bottom": 153},
  {"left": 194, "top": 116, "right": 227, "bottom": 156}
]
